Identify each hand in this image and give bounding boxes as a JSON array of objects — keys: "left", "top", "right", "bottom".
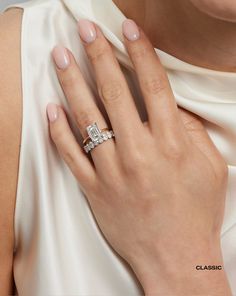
[{"left": 47, "top": 19, "right": 231, "bottom": 295}]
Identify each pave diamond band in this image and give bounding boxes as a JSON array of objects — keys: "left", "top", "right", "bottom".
[{"left": 83, "top": 123, "right": 115, "bottom": 153}]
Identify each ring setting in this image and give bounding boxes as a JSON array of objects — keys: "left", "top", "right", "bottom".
[{"left": 83, "top": 122, "right": 115, "bottom": 153}]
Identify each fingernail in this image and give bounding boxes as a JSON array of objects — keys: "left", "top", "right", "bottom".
[
  {"left": 78, "top": 19, "right": 97, "bottom": 43},
  {"left": 122, "top": 19, "right": 140, "bottom": 41},
  {"left": 52, "top": 46, "right": 70, "bottom": 70},
  {"left": 47, "top": 103, "right": 59, "bottom": 122}
]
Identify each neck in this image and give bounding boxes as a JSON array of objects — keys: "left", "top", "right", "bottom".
[{"left": 113, "top": 0, "right": 236, "bottom": 72}]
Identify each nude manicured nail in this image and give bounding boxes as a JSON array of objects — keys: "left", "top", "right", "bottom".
[
  {"left": 122, "top": 19, "right": 140, "bottom": 41},
  {"left": 78, "top": 19, "right": 97, "bottom": 43},
  {"left": 47, "top": 103, "right": 59, "bottom": 122},
  {"left": 52, "top": 46, "right": 70, "bottom": 70}
]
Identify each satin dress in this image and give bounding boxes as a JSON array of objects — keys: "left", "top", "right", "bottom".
[{"left": 3, "top": 0, "right": 236, "bottom": 295}]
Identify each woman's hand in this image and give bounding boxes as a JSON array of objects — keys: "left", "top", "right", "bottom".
[{"left": 47, "top": 19, "right": 231, "bottom": 295}]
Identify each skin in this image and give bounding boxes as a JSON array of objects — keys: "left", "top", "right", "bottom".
[
  {"left": 0, "top": 0, "right": 236, "bottom": 293},
  {"left": 0, "top": 8, "right": 22, "bottom": 295},
  {"left": 47, "top": 20, "right": 231, "bottom": 295},
  {"left": 114, "top": 0, "right": 236, "bottom": 71},
  {"left": 190, "top": 0, "right": 236, "bottom": 21}
]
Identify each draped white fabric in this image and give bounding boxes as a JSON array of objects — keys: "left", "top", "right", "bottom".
[
  {"left": 3, "top": 0, "right": 236, "bottom": 294},
  {"left": 0, "top": 0, "right": 28, "bottom": 12}
]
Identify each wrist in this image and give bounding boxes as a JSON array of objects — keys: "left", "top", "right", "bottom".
[{"left": 128, "top": 239, "right": 232, "bottom": 296}]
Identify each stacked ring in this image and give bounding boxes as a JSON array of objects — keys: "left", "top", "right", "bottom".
[
  {"left": 83, "top": 128, "right": 110, "bottom": 145},
  {"left": 83, "top": 122, "right": 115, "bottom": 154}
]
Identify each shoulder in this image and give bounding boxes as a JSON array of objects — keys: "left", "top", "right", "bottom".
[
  {"left": 0, "top": 8, "right": 23, "bottom": 94},
  {"left": 0, "top": 7, "right": 23, "bottom": 33},
  {"left": 0, "top": 8, "right": 22, "bottom": 295},
  {"left": 0, "top": 7, "right": 23, "bottom": 180},
  {"left": 0, "top": 8, "right": 23, "bottom": 143}
]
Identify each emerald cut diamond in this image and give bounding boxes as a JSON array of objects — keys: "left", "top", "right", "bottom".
[
  {"left": 83, "top": 123, "right": 115, "bottom": 154},
  {"left": 87, "top": 123, "right": 102, "bottom": 142}
]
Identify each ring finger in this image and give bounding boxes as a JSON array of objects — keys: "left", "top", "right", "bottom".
[{"left": 52, "top": 46, "right": 117, "bottom": 169}]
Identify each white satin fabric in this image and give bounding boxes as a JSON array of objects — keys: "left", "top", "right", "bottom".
[{"left": 4, "top": 0, "right": 236, "bottom": 295}]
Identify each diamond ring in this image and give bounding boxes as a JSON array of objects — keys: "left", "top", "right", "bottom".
[
  {"left": 83, "top": 122, "right": 115, "bottom": 153},
  {"left": 83, "top": 127, "right": 110, "bottom": 145}
]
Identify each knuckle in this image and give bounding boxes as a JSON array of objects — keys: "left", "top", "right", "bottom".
[
  {"left": 122, "top": 161, "right": 139, "bottom": 175},
  {"left": 122, "top": 150, "right": 147, "bottom": 174},
  {"left": 74, "top": 109, "right": 94, "bottom": 130},
  {"left": 102, "top": 172, "right": 124, "bottom": 194},
  {"left": 130, "top": 43, "right": 149, "bottom": 60},
  {"left": 87, "top": 42, "right": 111, "bottom": 64},
  {"left": 80, "top": 173, "right": 97, "bottom": 192},
  {"left": 51, "top": 127, "right": 64, "bottom": 143},
  {"left": 63, "top": 150, "right": 75, "bottom": 166},
  {"left": 183, "top": 117, "right": 204, "bottom": 133},
  {"left": 162, "top": 139, "right": 184, "bottom": 161},
  {"left": 141, "top": 75, "right": 168, "bottom": 96},
  {"left": 60, "top": 70, "right": 78, "bottom": 88},
  {"left": 100, "top": 80, "right": 123, "bottom": 104}
]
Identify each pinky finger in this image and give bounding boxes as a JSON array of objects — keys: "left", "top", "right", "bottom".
[{"left": 47, "top": 103, "right": 97, "bottom": 189}]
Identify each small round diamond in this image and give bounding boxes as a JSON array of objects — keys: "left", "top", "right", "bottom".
[{"left": 88, "top": 142, "right": 94, "bottom": 149}]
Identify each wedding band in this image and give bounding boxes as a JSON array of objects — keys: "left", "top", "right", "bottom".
[{"left": 83, "top": 122, "right": 115, "bottom": 154}]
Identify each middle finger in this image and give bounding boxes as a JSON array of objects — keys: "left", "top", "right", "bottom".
[{"left": 78, "top": 19, "right": 144, "bottom": 145}]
